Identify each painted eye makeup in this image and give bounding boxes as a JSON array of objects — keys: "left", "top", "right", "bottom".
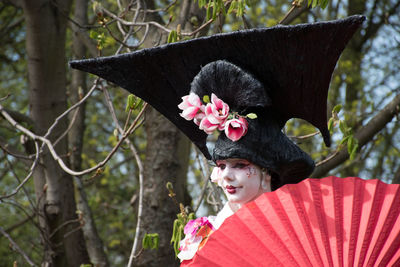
[
  {"left": 217, "top": 163, "right": 226, "bottom": 170},
  {"left": 233, "top": 162, "right": 249, "bottom": 169}
]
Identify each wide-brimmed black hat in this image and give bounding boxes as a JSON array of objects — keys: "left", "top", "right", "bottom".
[{"left": 70, "top": 15, "right": 365, "bottom": 187}]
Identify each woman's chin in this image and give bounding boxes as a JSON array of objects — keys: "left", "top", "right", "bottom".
[{"left": 228, "top": 197, "right": 249, "bottom": 206}]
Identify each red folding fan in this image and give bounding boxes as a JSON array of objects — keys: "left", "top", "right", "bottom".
[{"left": 184, "top": 176, "right": 400, "bottom": 266}]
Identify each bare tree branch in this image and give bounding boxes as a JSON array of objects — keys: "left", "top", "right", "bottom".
[
  {"left": 0, "top": 101, "right": 147, "bottom": 177},
  {"left": 99, "top": 4, "right": 214, "bottom": 37},
  {"left": 41, "top": 80, "right": 99, "bottom": 148},
  {"left": 197, "top": 147, "right": 223, "bottom": 211},
  {"left": 0, "top": 136, "right": 34, "bottom": 162},
  {"left": 0, "top": 226, "right": 37, "bottom": 266},
  {"left": 69, "top": 21, "right": 99, "bottom": 57},
  {"left": 361, "top": 1, "right": 400, "bottom": 50},
  {"left": 0, "top": 140, "right": 40, "bottom": 200},
  {"left": 101, "top": 88, "right": 145, "bottom": 266},
  {"left": 279, "top": 1, "right": 309, "bottom": 25}
]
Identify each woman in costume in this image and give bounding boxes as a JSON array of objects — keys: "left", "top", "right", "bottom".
[
  {"left": 176, "top": 59, "right": 315, "bottom": 262},
  {"left": 69, "top": 16, "right": 400, "bottom": 266}
]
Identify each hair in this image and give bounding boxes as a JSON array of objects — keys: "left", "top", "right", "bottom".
[
  {"left": 191, "top": 60, "right": 271, "bottom": 113},
  {"left": 268, "top": 170, "right": 281, "bottom": 191},
  {"left": 191, "top": 60, "right": 315, "bottom": 190}
]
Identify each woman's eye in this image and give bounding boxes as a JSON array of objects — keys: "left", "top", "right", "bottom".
[
  {"left": 234, "top": 163, "right": 248, "bottom": 169},
  {"left": 218, "top": 164, "right": 226, "bottom": 170}
]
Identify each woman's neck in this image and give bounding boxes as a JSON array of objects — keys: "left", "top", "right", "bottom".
[{"left": 228, "top": 202, "right": 242, "bottom": 213}]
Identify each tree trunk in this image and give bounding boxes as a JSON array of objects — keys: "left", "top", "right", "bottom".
[
  {"left": 133, "top": 1, "right": 206, "bottom": 265},
  {"left": 22, "top": 0, "right": 90, "bottom": 265},
  {"left": 69, "top": 0, "right": 110, "bottom": 266},
  {"left": 134, "top": 107, "right": 191, "bottom": 267}
]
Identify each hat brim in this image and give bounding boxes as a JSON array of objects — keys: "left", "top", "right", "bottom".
[
  {"left": 70, "top": 15, "right": 365, "bottom": 159},
  {"left": 213, "top": 117, "right": 315, "bottom": 187}
]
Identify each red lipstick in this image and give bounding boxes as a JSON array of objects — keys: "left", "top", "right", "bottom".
[{"left": 226, "top": 185, "right": 237, "bottom": 194}]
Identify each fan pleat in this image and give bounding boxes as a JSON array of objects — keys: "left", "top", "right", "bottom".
[
  {"left": 195, "top": 221, "right": 263, "bottom": 267},
  {"left": 378, "top": 229, "right": 400, "bottom": 266},
  {"left": 239, "top": 201, "right": 299, "bottom": 266},
  {"left": 312, "top": 179, "right": 336, "bottom": 266},
  {"left": 289, "top": 178, "right": 327, "bottom": 266},
  {"left": 332, "top": 177, "right": 345, "bottom": 267},
  {"left": 356, "top": 180, "right": 383, "bottom": 266},
  {"left": 346, "top": 178, "right": 364, "bottom": 266},
  {"left": 267, "top": 192, "right": 314, "bottom": 266},
  {"left": 366, "top": 183, "right": 400, "bottom": 266},
  {"left": 185, "top": 177, "right": 400, "bottom": 267}
]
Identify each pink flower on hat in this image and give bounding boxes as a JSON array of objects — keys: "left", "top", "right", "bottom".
[
  {"left": 199, "top": 93, "right": 229, "bottom": 133},
  {"left": 199, "top": 116, "right": 219, "bottom": 134},
  {"left": 178, "top": 92, "right": 254, "bottom": 141},
  {"left": 178, "top": 93, "right": 205, "bottom": 120},
  {"left": 193, "top": 112, "right": 206, "bottom": 126},
  {"left": 225, "top": 117, "right": 248, "bottom": 141},
  {"left": 204, "top": 93, "right": 229, "bottom": 125}
]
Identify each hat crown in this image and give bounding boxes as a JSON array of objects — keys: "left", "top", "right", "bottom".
[{"left": 190, "top": 60, "right": 271, "bottom": 114}]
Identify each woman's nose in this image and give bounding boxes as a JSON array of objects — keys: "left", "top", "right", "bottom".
[{"left": 221, "top": 167, "right": 233, "bottom": 181}]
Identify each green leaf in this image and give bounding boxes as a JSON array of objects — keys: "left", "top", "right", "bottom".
[
  {"left": 212, "top": 0, "right": 217, "bottom": 19},
  {"left": 125, "top": 94, "right": 135, "bottom": 112},
  {"left": 339, "top": 135, "right": 350, "bottom": 146},
  {"left": 198, "top": 0, "right": 206, "bottom": 8},
  {"left": 150, "top": 233, "right": 159, "bottom": 249},
  {"left": 350, "top": 143, "right": 358, "bottom": 160},
  {"left": 313, "top": 0, "right": 318, "bottom": 8},
  {"left": 237, "top": 0, "right": 245, "bottom": 17},
  {"left": 142, "top": 233, "right": 159, "bottom": 250},
  {"left": 206, "top": 5, "right": 212, "bottom": 20},
  {"left": 246, "top": 113, "right": 257, "bottom": 119},
  {"left": 166, "top": 181, "right": 173, "bottom": 191},
  {"left": 228, "top": 1, "right": 237, "bottom": 14},
  {"left": 347, "top": 135, "right": 354, "bottom": 154},
  {"left": 328, "top": 117, "right": 334, "bottom": 133},
  {"left": 221, "top": 1, "right": 227, "bottom": 15},
  {"left": 321, "top": 0, "right": 329, "bottom": 9},
  {"left": 167, "top": 30, "right": 177, "bottom": 43},
  {"left": 339, "top": 120, "right": 347, "bottom": 134},
  {"left": 135, "top": 98, "right": 143, "bottom": 110},
  {"left": 89, "top": 30, "right": 98, "bottom": 39},
  {"left": 203, "top": 95, "right": 210, "bottom": 103},
  {"left": 142, "top": 234, "right": 150, "bottom": 249},
  {"left": 332, "top": 104, "right": 342, "bottom": 114},
  {"left": 153, "top": 234, "right": 159, "bottom": 249}
]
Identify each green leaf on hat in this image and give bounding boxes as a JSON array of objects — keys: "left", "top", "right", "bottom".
[{"left": 246, "top": 113, "right": 258, "bottom": 119}]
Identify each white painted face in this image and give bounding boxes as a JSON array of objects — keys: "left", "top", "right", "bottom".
[{"left": 212, "top": 158, "right": 271, "bottom": 207}]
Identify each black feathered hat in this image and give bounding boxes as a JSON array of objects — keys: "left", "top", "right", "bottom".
[{"left": 70, "top": 15, "right": 365, "bottom": 188}]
